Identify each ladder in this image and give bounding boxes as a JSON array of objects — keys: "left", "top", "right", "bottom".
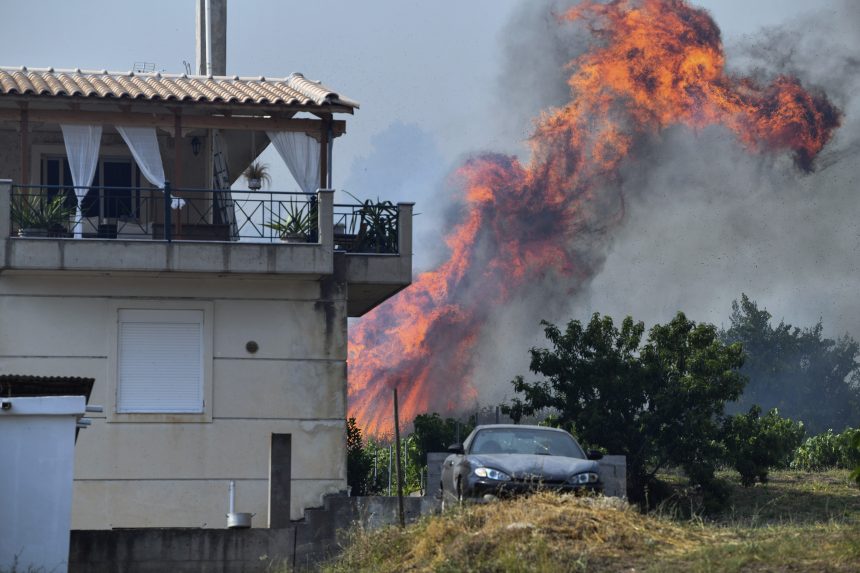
[{"left": 212, "top": 130, "right": 238, "bottom": 240}]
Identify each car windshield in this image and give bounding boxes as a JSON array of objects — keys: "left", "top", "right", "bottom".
[{"left": 469, "top": 428, "right": 585, "bottom": 458}]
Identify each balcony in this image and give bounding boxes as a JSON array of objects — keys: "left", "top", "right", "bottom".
[{"left": 0, "top": 181, "right": 413, "bottom": 315}]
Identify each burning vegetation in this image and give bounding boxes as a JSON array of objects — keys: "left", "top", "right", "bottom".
[{"left": 348, "top": 0, "right": 841, "bottom": 436}]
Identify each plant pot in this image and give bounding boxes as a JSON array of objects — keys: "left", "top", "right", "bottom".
[
  {"left": 248, "top": 178, "right": 262, "bottom": 191},
  {"left": 280, "top": 234, "right": 307, "bottom": 243},
  {"left": 18, "top": 228, "right": 49, "bottom": 238}
]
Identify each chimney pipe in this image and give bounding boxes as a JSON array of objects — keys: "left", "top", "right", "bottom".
[{"left": 196, "top": 0, "right": 227, "bottom": 76}]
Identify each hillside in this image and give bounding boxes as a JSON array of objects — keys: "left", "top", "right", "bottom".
[{"left": 322, "top": 471, "right": 860, "bottom": 573}]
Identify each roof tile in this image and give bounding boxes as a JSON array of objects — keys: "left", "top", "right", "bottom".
[{"left": 0, "top": 67, "right": 358, "bottom": 110}]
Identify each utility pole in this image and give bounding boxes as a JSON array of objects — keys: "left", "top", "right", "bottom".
[{"left": 393, "top": 388, "right": 405, "bottom": 528}]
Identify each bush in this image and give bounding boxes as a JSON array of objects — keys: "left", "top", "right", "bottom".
[
  {"left": 721, "top": 406, "right": 805, "bottom": 486},
  {"left": 791, "top": 428, "right": 860, "bottom": 471}
]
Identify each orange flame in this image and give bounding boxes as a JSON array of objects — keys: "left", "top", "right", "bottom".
[{"left": 348, "top": 0, "right": 841, "bottom": 436}]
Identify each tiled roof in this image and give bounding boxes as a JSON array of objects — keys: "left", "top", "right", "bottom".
[{"left": 0, "top": 67, "right": 359, "bottom": 110}]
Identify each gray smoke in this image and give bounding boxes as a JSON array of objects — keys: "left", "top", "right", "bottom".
[
  {"left": 585, "top": 0, "right": 860, "bottom": 334},
  {"left": 471, "top": 0, "right": 860, "bottom": 407}
]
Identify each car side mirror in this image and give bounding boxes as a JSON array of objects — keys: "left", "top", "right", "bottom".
[
  {"left": 447, "top": 443, "right": 464, "bottom": 455},
  {"left": 587, "top": 450, "right": 604, "bottom": 460}
]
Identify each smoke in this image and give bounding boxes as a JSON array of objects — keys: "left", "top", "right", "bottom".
[
  {"left": 473, "top": 0, "right": 860, "bottom": 407},
  {"left": 581, "top": 0, "right": 860, "bottom": 338},
  {"left": 343, "top": 121, "right": 451, "bottom": 271}
]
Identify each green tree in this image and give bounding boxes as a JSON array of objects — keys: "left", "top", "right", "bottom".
[
  {"left": 410, "top": 414, "right": 472, "bottom": 465},
  {"left": 347, "top": 417, "right": 372, "bottom": 496},
  {"left": 721, "top": 406, "right": 805, "bottom": 486},
  {"left": 503, "top": 312, "right": 745, "bottom": 505},
  {"left": 722, "top": 295, "right": 860, "bottom": 433}
]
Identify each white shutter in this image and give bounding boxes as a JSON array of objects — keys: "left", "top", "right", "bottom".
[{"left": 116, "top": 309, "right": 204, "bottom": 413}]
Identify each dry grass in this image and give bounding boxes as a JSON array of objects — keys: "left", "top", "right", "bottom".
[
  {"left": 324, "top": 493, "right": 719, "bottom": 572},
  {"left": 321, "top": 471, "right": 860, "bottom": 573}
]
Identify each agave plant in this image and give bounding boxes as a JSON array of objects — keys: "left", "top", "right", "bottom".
[
  {"left": 12, "top": 192, "right": 75, "bottom": 236},
  {"left": 264, "top": 199, "right": 312, "bottom": 241}
]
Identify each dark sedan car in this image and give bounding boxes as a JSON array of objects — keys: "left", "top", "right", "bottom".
[{"left": 440, "top": 424, "right": 602, "bottom": 507}]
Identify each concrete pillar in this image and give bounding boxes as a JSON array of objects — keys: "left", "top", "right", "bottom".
[
  {"left": 0, "top": 179, "right": 11, "bottom": 269},
  {"left": 317, "top": 190, "right": 334, "bottom": 251},
  {"left": 268, "top": 434, "right": 292, "bottom": 528},
  {"left": 397, "top": 202, "right": 415, "bottom": 256}
]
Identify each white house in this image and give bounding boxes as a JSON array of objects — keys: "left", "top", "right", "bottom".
[{"left": 0, "top": 14, "right": 412, "bottom": 528}]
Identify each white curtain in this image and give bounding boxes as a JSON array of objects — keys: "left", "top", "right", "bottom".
[
  {"left": 60, "top": 124, "right": 102, "bottom": 238},
  {"left": 267, "top": 131, "right": 320, "bottom": 194},
  {"left": 116, "top": 126, "right": 185, "bottom": 209}
]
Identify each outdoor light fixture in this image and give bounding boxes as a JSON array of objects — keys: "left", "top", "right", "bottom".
[{"left": 191, "top": 136, "right": 202, "bottom": 156}]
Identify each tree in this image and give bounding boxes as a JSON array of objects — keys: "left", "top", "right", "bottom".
[
  {"left": 347, "top": 417, "right": 372, "bottom": 496},
  {"left": 722, "top": 295, "right": 860, "bottom": 433},
  {"left": 503, "top": 312, "right": 745, "bottom": 504},
  {"left": 720, "top": 406, "right": 805, "bottom": 486}
]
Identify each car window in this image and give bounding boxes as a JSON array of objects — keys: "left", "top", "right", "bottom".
[{"left": 469, "top": 428, "right": 585, "bottom": 458}]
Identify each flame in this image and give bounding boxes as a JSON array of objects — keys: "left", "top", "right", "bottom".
[{"left": 348, "top": 0, "right": 841, "bottom": 436}]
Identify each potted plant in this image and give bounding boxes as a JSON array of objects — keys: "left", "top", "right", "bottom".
[
  {"left": 243, "top": 161, "right": 271, "bottom": 191},
  {"left": 264, "top": 200, "right": 311, "bottom": 242},
  {"left": 12, "top": 192, "right": 75, "bottom": 238},
  {"left": 344, "top": 191, "right": 398, "bottom": 253}
]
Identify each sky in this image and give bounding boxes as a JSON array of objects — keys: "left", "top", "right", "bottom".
[{"left": 4, "top": 0, "right": 857, "bottom": 340}]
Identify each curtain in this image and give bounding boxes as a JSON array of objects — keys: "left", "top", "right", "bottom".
[
  {"left": 60, "top": 124, "right": 102, "bottom": 238},
  {"left": 116, "top": 126, "right": 185, "bottom": 209},
  {"left": 267, "top": 131, "right": 320, "bottom": 194}
]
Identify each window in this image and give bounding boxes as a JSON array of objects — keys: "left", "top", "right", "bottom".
[
  {"left": 41, "top": 156, "right": 141, "bottom": 219},
  {"left": 116, "top": 309, "right": 204, "bottom": 413}
]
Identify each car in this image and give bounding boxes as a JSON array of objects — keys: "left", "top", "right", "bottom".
[{"left": 440, "top": 424, "right": 602, "bottom": 507}]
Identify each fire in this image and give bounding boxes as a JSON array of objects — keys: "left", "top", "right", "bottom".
[{"left": 348, "top": 0, "right": 841, "bottom": 436}]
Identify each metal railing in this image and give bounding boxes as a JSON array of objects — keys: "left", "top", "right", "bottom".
[
  {"left": 333, "top": 201, "right": 399, "bottom": 254},
  {"left": 8, "top": 184, "right": 317, "bottom": 243},
  {"left": 8, "top": 184, "right": 401, "bottom": 253}
]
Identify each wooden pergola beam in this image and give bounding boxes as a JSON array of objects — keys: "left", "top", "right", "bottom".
[{"left": 0, "top": 108, "right": 346, "bottom": 136}]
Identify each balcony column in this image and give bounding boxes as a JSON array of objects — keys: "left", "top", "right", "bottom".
[
  {"left": 0, "top": 179, "right": 11, "bottom": 268},
  {"left": 19, "top": 107, "right": 29, "bottom": 186},
  {"left": 397, "top": 202, "right": 415, "bottom": 257},
  {"left": 316, "top": 189, "right": 334, "bottom": 251}
]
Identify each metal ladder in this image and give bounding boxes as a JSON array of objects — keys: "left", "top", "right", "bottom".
[{"left": 212, "top": 130, "right": 238, "bottom": 239}]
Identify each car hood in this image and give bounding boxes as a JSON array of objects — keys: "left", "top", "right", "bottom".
[{"left": 468, "top": 454, "right": 598, "bottom": 481}]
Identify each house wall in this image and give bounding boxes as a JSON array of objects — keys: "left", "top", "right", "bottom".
[
  {"left": 0, "top": 126, "right": 210, "bottom": 189},
  {"left": 0, "top": 271, "right": 349, "bottom": 527}
]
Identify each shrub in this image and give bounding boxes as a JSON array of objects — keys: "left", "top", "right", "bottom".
[
  {"left": 721, "top": 406, "right": 805, "bottom": 486},
  {"left": 791, "top": 428, "right": 860, "bottom": 471}
]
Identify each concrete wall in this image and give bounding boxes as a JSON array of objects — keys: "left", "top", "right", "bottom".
[
  {"left": 0, "top": 395, "right": 86, "bottom": 573},
  {"left": 0, "top": 272, "right": 349, "bottom": 528},
  {"left": 69, "top": 495, "right": 436, "bottom": 573}
]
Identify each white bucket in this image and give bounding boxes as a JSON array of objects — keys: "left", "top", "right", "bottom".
[{"left": 226, "top": 512, "right": 253, "bottom": 529}]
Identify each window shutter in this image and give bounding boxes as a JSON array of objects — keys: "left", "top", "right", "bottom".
[{"left": 116, "top": 309, "right": 204, "bottom": 413}]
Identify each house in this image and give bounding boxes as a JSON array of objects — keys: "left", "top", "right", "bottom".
[{"left": 0, "top": 5, "right": 412, "bottom": 529}]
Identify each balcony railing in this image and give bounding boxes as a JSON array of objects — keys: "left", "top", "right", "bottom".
[
  {"left": 7, "top": 184, "right": 400, "bottom": 254},
  {"left": 333, "top": 200, "right": 399, "bottom": 254}
]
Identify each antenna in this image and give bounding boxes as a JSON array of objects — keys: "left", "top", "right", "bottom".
[
  {"left": 183, "top": 60, "right": 192, "bottom": 75},
  {"left": 132, "top": 61, "right": 156, "bottom": 74}
]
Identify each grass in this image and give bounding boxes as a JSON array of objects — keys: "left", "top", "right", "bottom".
[{"left": 320, "top": 470, "right": 860, "bottom": 573}]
